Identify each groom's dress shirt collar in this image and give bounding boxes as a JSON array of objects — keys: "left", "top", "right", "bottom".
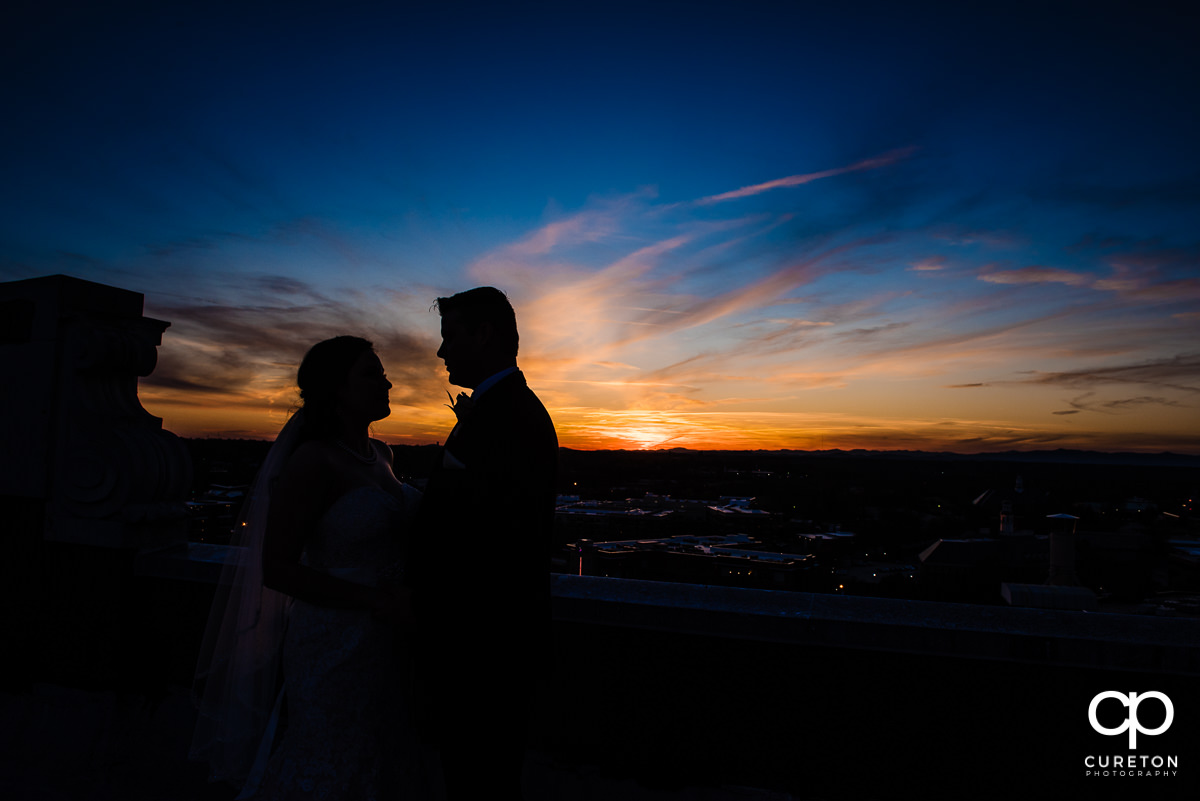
[{"left": 470, "top": 366, "right": 519, "bottom": 399}]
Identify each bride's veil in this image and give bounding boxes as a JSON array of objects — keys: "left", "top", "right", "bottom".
[{"left": 190, "top": 410, "right": 303, "bottom": 786}]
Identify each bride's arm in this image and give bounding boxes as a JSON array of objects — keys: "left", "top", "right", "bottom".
[{"left": 261, "top": 442, "right": 390, "bottom": 613}]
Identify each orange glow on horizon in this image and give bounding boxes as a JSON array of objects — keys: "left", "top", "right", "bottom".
[{"left": 146, "top": 393, "right": 1200, "bottom": 455}]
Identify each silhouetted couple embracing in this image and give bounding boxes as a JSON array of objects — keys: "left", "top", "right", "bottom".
[{"left": 191, "top": 287, "right": 558, "bottom": 801}]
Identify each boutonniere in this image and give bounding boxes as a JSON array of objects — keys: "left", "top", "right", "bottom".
[{"left": 446, "top": 390, "right": 474, "bottom": 423}]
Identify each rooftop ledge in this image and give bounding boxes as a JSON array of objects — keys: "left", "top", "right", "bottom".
[
  {"left": 550, "top": 573, "right": 1200, "bottom": 677},
  {"left": 135, "top": 548, "right": 1200, "bottom": 677}
]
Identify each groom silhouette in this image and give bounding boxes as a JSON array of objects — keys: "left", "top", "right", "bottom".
[{"left": 410, "top": 287, "right": 558, "bottom": 800}]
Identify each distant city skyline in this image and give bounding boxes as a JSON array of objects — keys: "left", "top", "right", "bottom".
[{"left": 3, "top": 2, "right": 1197, "bottom": 452}]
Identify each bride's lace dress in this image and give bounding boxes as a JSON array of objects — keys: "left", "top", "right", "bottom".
[{"left": 257, "top": 484, "right": 428, "bottom": 801}]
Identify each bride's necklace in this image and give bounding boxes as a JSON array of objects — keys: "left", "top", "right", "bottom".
[{"left": 335, "top": 438, "right": 377, "bottom": 464}]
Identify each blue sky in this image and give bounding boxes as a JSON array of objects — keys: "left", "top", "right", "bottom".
[{"left": 3, "top": 1, "right": 1198, "bottom": 450}]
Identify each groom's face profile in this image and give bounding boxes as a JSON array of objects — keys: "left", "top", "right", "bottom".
[{"left": 437, "top": 309, "right": 489, "bottom": 389}]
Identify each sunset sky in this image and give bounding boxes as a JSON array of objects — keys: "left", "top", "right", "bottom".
[{"left": 3, "top": 1, "right": 1198, "bottom": 452}]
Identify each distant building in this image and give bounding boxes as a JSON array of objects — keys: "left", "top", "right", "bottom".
[
  {"left": 918, "top": 538, "right": 1003, "bottom": 603},
  {"left": 578, "top": 533, "right": 820, "bottom": 591},
  {"left": 555, "top": 493, "right": 772, "bottom": 542},
  {"left": 796, "top": 529, "right": 857, "bottom": 556},
  {"left": 186, "top": 484, "right": 249, "bottom": 544}
]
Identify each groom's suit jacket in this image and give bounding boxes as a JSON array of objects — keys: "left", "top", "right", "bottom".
[{"left": 410, "top": 369, "right": 558, "bottom": 731}]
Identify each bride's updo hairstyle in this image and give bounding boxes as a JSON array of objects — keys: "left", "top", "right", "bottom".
[{"left": 296, "top": 335, "right": 375, "bottom": 443}]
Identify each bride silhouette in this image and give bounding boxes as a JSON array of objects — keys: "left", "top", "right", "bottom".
[{"left": 191, "top": 336, "right": 430, "bottom": 800}]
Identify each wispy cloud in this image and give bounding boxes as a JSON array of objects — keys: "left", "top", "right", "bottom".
[
  {"left": 909, "top": 255, "right": 947, "bottom": 272},
  {"left": 695, "top": 147, "right": 917, "bottom": 205},
  {"left": 932, "top": 227, "right": 1023, "bottom": 249},
  {"left": 1095, "top": 275, "right": 1200, "bottom": 303},
  {"left": 967, "top": 245, "right": 1200, "bottom": 309},
  {"left": 1020, "top": 353, "right": 1200, "bottom": 394},
  {"left": 1067, "top": 394, "right": 1186, "bottom": 414},
  {"left": 979, "top": 266, "right": 1091, "bottom": 286}
]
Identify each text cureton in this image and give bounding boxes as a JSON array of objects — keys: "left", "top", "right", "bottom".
[{"left": 1085, "top": 755, "right": 1178, "bottom": 768}]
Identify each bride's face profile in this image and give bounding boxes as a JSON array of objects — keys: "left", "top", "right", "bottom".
[{"left": 336, "top": 350, "right": 393, "bottom": 424}]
